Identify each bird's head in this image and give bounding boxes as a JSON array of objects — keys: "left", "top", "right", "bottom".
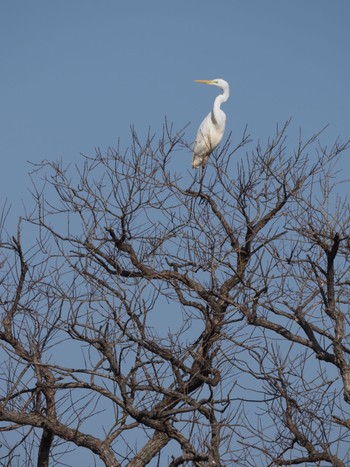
[{"left": 194, "top": 78, "right": 229, "bottom": 90}]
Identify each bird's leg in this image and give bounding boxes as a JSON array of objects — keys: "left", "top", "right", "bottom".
[
  {"left": 200, "top": 166, "right": 204, "bottom": 191},
  {"left": 198, "top": 165, "right": 205, "bottom": 196}
]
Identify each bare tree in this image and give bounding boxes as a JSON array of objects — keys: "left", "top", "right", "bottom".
[{"left": 0, "top": 121, "right": 350, "bottom": 466}]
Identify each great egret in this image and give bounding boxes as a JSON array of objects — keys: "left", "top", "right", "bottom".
[{"left": 192, "top": 78, "right": 229, "bottom": 169}]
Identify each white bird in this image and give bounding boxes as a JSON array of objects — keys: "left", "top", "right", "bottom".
[{"left": 192, "top": 78, "right": 230, "bottom": 169}]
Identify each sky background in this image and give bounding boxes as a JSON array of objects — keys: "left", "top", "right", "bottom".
[
  {"left": 1, "top": 1, "right": 350, "bottom": 465},
  {"left": 1, "top": 0, "right": 349, "bottom": 229}
]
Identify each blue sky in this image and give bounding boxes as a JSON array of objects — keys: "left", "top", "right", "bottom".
[
  {"left": 1, "top": 1, "right": 350, "bottom": 464},
  {"left": 1, "top": 1, "right": 349, "bottom": 225}
]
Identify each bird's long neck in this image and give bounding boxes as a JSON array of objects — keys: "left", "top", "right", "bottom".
[{"left": 212, "top": 88, "right": 229, "bottom": 125}]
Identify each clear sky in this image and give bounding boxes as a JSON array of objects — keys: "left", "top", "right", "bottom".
[
  {"left": 1, "top": 1, "right": 350, "bottom": 464},
  {"left": 1, "top": 0, "right": 349, "bottom": 226}
]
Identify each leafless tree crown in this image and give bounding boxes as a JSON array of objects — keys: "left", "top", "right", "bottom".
[{"left": 1, "top": 121, "right": 350, "bottom": 466}]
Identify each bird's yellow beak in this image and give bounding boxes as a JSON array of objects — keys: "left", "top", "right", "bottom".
[{"left": 194, "top": 79, "right": 215, "bottom": 85}]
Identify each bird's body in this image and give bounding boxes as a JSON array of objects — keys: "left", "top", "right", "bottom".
[{"left": 192, "top": 79, "right": 229, "bottom": 169}]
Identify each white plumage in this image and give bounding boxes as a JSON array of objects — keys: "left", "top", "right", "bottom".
[{"left": 192, "top": 79, "right": 230, "bottom": 169}]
